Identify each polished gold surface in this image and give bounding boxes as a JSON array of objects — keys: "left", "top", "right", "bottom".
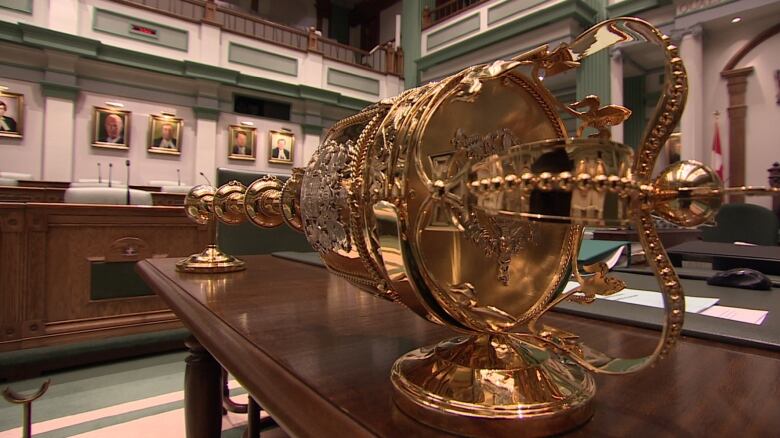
[
  {"left": 245, "top": 176, "right": 284, "bottom": 228},
  {"left": 175, "top": 244, "right": 245, "bottom": 273},
  {"left": 392, "top": 334, "right": 595, "bottom": 438},
  {"left": 177, "top": 183, "right": 246, "bottom": 273},
  {"left": 191, "top": 17, "right": 779, "bottom": 437},
  {"left": 213, "top": 181, "right": 247, "bottom": 225}
]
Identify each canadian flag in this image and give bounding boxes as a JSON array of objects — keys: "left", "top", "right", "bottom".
[{"left": 712, "top": 118, "right": 723, "bottom": 179}]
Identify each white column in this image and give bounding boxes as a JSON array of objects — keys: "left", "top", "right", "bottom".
[
  {"left": 302, "top": 132, "right": 322, "bottom": 166},
  {"left": 194, "top": 118, "right": 218, "bottom": 185},
  {"left": 199, "top": 23, "right": 221, "bottom": 65},
  {"left": 610, "top": 49, "right": 624, "bottom": 143},
  {"left": 679, "top": 26, "right": 703, "bottom": 162},
  {"left": 301, "top": 52, "right": 324, "bottom": 88},
  {"left": 42, "top": 97, "right": 75, "bottom": 181},
  {"left": 47, "top": 0, "right": 79, "bottom": 34}
]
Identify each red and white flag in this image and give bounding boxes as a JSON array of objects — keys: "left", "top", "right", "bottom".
[{"left": 712, "top": 118, "right": 723, "bottom": 179}]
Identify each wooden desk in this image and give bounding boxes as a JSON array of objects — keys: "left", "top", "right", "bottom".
[
  {"left": 592, "top": 228, "right": 700, "bottom": 247},
  {"left": 0, "top": 186, "right": 65, "bottom": 203},
  {"left": 17, "top": 180, "right": 71, "bottom": 189},
  {"left": 138, "top": 255, "right": 780, "bottom": 437},
  {"left": 0, "top": 203, "right": 208, "bottom": 353},
  {"left": 150, "top": 192, "right": 186, "bottom": 206},
  {"left": 668, "top": 240, "right": 780, "bottom": 274}
]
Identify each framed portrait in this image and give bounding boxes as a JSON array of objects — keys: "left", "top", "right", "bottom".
[
  {"left": 666, "top": 132, "right": 682, "bottom": 164},
  {"left": 92, "top": 107, "right": 131, "bottom": 150},
  {"left": 0, "top": 91, "right": 24, "bottom": 139},
  {"left": 268, "top": 129, "right": 294, "bottom": 164},
  {"left": 228, "top": 125, "right": 257, "bottom": 161},
  {"left": 148, "top": 114, "right": 183, "bottom": 156}
]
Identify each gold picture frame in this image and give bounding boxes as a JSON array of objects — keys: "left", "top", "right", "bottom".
[
  {"left": 92, "top": 106, "right": 131, "bottom": 150},
  {"left": 268, "top": 129, "right": 294, "bottom": 164},
  {"left": 0, "top": 91, "right": 24, "bottom": 139},
  {"left": 148, "top": 114, "right": 183, "bottom": 156},
  {"left": 228, "top": 125, "right": 257, "bottom": 161}
]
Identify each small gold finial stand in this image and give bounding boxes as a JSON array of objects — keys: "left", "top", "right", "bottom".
[{"left": 176, "top": 182, "right": 246, "bottom": 273}]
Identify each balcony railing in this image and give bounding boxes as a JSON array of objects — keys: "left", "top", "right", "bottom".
[
  {"left": 112, "top": 0, "right": 403, "bottom": 77},
  {"left": 422, "top": 0, "right": 490, "bottom": 29}
]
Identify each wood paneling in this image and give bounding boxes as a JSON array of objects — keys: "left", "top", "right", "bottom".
[
  {"left": 0, "top": 187, "right": 65, "bottom": 203},
  {"left": 0, "top": 202, "right": 208, "bottom": 352}
]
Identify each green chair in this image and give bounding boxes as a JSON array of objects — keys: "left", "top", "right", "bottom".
[
  {"left": 701, "top": 203, "right": 779, "bottom": 246},
  {"left": 216, "top": 168, "right": 312, "bottom": 255}
]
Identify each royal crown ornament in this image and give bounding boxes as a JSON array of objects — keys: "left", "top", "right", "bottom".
[{"left": 182, "top": 17, "right": 775, "bottom": 436}]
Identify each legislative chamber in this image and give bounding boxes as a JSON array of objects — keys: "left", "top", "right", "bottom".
[{"left": 1, "top": 1, "right": 779, "bottom": 437}]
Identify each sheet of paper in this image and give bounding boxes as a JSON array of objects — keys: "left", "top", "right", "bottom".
[
  {"left": 563, "top": 282, "right": 719, "bottom": 313},
  {"left": 699, "top": 305, "right": 768, "bottom": 325}
]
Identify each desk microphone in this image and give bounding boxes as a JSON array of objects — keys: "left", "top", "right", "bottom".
[
  {"left": 108, "top": 163, "right": 113, "bottom": 188},
  {"left": 97, "top": 163, "right": 102, "bottom": 184},
  {"left": 125, "top": 160, "right": 131, "bottom": 205},
  {"left": 199, "top": 171, "right": 212, "bottom": 186},
  {"left": 177, "top": 168, "right": 181, "bottom": 186}
]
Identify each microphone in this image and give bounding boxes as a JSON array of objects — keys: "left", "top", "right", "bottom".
[
  {"left": 97, "top": 163, "right": 102, "bottom": 184},
  {"left": 125, "top": 160, "right": 131, "bottom": 205},
  {"left": 177, "top": 169, "right": 181, "bottom": 186},
  {"left": 108, "top": 163, "right": 113, "bottom": 188},
  {"left": 199, "top": 171, "right": 212, "bottom": 186}
]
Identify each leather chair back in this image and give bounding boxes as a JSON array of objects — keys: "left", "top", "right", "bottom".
[
  {"left": 217, "top": 168, "right": 312, "bottom": 254},
  {"left": 702, "top": 203, "right": 779, "bottom": 245}
]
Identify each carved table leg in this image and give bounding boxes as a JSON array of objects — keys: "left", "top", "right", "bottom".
[
  {"left": 245, "top": 397, "right": 261, "bottom": 438},
  {"left": 184, "top": 336, "right": 222, "bottom": 438}
]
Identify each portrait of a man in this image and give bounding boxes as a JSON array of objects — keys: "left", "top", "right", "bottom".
[
  {"left": 0, "top": 91, "right": 23, "bottom": 138},
  {"left": 93, "top": 107, "right": 130, "bottom": 149},
  {"left": 228, "top": 125, "right": 256, "bottom": 161},
  {"left": 148, "top": 114, "right": 183, "bottom": 155},
  {"left": 268, "top": 129, "right": 294, "bottom": 164}
]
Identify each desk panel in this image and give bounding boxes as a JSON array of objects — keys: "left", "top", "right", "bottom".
[{"left": 0, "top": 203, "right": 208, "bottom": 352}]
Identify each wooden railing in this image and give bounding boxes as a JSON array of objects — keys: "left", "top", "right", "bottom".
[
  {"left": 422, "top": 0, "right": 490, "bottom": 29},
  {"left": 111, "top": 0, "right": 403, "bottom": 77}
]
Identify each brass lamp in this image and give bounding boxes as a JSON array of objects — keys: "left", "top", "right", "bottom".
[{"left": 206, "top": 17, "right": 780, "bottom": 437}]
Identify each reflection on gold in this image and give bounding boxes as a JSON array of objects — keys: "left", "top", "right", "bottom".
[{"left": 180, "top": 17, "right": 780, "bottom": 438}]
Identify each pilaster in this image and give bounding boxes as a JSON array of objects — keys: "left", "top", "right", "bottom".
[
  {"left": 41, "top": 50, "right": 79, "bottom": 182},
  {"left": 679, "top": 25, "right": 703, "bottom": 162},
  {"left": 402, "top": 0, "right": 422, "bottom": 89},
  {"left": 721, "top": 66, "right": 754, "bottom": 203},
  {"left": 46, "top": 0, "right": 79, "bottom": 34}
]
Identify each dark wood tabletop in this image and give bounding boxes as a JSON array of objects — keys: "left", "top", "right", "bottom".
[
  {"left": 137, "top": 255, "right": 780, "bottom": 437},
  {"left": 667, "top": 240, "right": 780, "bottom": 260}
]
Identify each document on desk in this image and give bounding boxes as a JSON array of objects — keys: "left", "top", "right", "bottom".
[
  {"left": 563, "top": 282, "right": 769, "bottom": 324},
  {"left": 563, "top": 282, "right": 719, "bottom": 313},
  {"left": 699, "top": 305, "right": 768, "bottom": 325}
]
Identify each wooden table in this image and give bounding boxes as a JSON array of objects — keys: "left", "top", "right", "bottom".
[{"left": 137, "top": 255, "right": 780, "bottom": 437}]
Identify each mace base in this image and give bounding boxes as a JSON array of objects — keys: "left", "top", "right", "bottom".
[
  {"left": 176, "top": 245, "right": 246, "bottom": 273},
  {"left": 391, "top": 333, "right": 595, "bottom": 437}
]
